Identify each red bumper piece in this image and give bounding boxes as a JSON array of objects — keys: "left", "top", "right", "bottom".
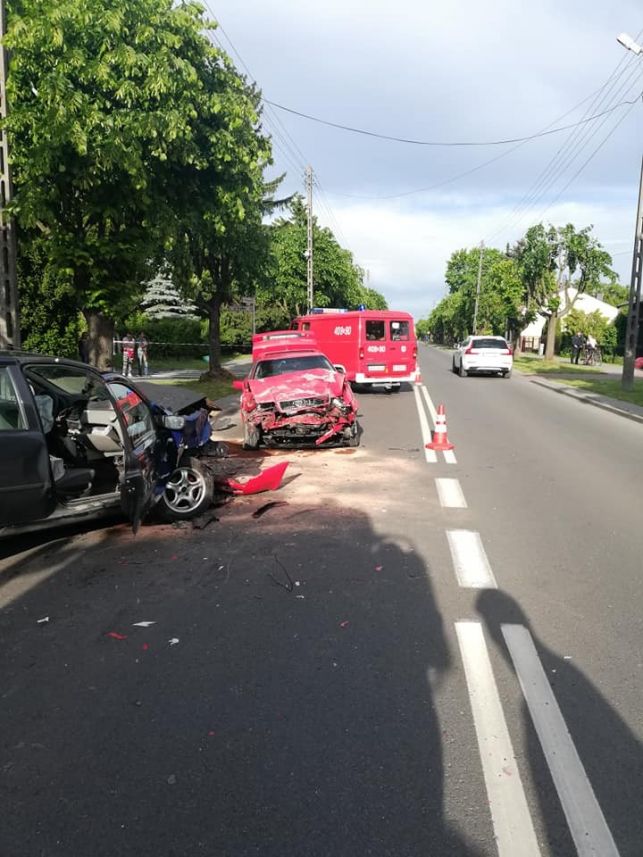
[{"left": 226, "top": 461, "right": 290, "bottom": 495}]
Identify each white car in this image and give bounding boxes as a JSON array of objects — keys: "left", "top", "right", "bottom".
[{"left": 452, "top": 335, "right": 513, "bottom": 378}]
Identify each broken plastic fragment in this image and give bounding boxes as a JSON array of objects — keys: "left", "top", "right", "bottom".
[
  {"left": 106, "top": 631, "right": 127, "bottom": 641},
  {"left": 226, "top": 462, "right": 289, "bottom": 495},
  {"left": 339, "top": 620, "right": 350, "bottom": 628},
  {"left": 168, "top": 638, "right": 180, "bottom": 646},
  {"left": 36, "top": 616, "right": 49, "bottom": 624},
  {"left": 132, "top": 621, "right": 156, "bottom": 628}
]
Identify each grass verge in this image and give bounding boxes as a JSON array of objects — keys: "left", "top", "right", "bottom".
[
  {"left": 551, "top": 377, "right": 643, "bottom": 408},
  {"left": 513, "top": 355, "right": 605, "bottom": 375}
]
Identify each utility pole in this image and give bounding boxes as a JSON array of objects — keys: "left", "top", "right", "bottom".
[
  {"left": 305, "top": 165, "right": 313, "bottom": 313},
  {"left": 622, "top": 156, "right": 643, "bottom": 391},
  {"left": 0, "top": 0, "right": 19, "bottom": 349},
  {"left": 472, "top": 241, "right": 484, "bottom": 334}
]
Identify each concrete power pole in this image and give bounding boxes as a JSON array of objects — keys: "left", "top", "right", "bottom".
[
  {"left": 472, "top": 241, "right": 484, "bottom": 334},
  {"left": 622, "top": 156, "right": 643, "bottom": 391},
  {"left": 305, "top": 165, "right": 313, "bottom": 313},
  {"left": 0, "top": 0, "right": 19, "bottom": 349}
]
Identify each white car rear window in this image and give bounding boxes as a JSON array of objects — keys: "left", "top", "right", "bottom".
[{"left": 473, "top": 338, "right": 508, "bottom": 349}]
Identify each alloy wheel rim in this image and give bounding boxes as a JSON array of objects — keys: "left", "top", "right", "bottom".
[{"left": 163, "top": 466, "right": 207, "bottom": 513}]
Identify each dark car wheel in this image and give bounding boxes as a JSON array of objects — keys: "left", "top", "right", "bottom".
[
  {"left": 159, "top": 457, "right": 213, "bottom": 521},
  {"left": 347, "top": 423, "right": 360, "bottom": 447},
  {"left": 243, "top": 420, "right": 261, "bottom": 450},
  {"left": 458, "top": 363, "right": 467, "bottom": 378},
  {"left": 503, "top": 369, "right": 512, "bottom": 378}
]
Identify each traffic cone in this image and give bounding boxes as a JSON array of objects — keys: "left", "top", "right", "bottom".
[
  {"left": 414, "top": 369, "right": 423, "bottom": 385},
  {"left": 426, "top": 404, "right": 454, "bottom": 451}
]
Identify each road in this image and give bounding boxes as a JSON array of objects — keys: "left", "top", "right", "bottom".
[{"left": 1, "top": 345, "right": 642, "bottom": 857}]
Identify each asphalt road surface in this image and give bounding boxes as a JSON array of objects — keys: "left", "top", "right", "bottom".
[{"left": 1, "top": 345, "right": 641, "bottom": 857}]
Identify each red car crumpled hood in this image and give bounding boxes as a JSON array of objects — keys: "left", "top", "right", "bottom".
[{"left": 248, "top": 369, "right": 344, "bottom": 405}]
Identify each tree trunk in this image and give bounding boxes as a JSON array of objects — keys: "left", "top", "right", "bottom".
[
  {"left": 83, "top": 310, "right": 114, "bottom": 371},
  {"left": 545, "top": 311, "right": 558, "bottom": 360}
]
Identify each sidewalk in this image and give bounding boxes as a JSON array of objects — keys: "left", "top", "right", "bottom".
[
  {"left": 147, "top": 355, "right": 252, "bottom": 380},
  {"left": 530, "top": 377, "right": 643, "bottom": 425}
]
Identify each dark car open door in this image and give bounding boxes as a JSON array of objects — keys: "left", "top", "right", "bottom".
[
  {"left": 0, "top": 363, "right": 55, "bottom": 527},
  {"left": 105, "top": 379, "right": 161, "bottom": 533}
]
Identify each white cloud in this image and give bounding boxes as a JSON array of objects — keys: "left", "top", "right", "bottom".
[
  {"left": 215, "top": 0, "right": 642, "bottom": 319},
  {"left": 315, "top": 195, "right": 636, "bottom": 322}
]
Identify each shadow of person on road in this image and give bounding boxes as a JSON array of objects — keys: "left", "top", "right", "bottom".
[
  {"left": 477, "top": 589, "right": 643, "bottom": 857},
  {"left": 0, "top": 501, "right": 484, "bottom": 857}
]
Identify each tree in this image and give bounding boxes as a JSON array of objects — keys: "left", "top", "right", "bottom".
[
  {"left": 18, "top": 232, "right": 82, "bottom": 358},
  {"left": 259, "top": 196, "right": 381, "bottom": 321},
  {"left": 428, "top": 246, "right": 522, "bottom": 343},
  {"left": 168, "top": 64, "right": 273, "bottom": 378},
  {"left": 140, "top": 269, "right": 198, "bottom": 320},
  {"left": 5, "top": 0, "right": 243, "bottom": 368},
  {"left": 509, "top": 223, "right": 616, "bottom": 358}
]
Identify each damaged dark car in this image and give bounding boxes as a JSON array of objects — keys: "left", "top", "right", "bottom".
[{"left": 0, "top": 353, "right": 216, "bottom": 537}]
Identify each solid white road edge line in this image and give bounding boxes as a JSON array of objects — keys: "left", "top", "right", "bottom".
[
  {"left": 455, "top": 621, "right": 542, "bottom": 857},
  {"left": 502, "top": 624, "right": 621, "bottom": 857},
  {"left": 420, "top": 384, "right": 438, "bottom": 424},
  {"left": 435, "top": 477, "right": 467, "bottom": 508},
  {"left": 446, "top": 530, "right": 497, "bottom": 589},
  {"left": 413, "top": 385, "right": 437, "bottom": 463},
  {"left": 420, "top": 387, "right": 457, "bottom": 463}
]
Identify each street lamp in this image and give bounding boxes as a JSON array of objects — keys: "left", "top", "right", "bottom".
[
  {"left": 617, "top": 33, "right": 643, "bottom": 390},
  {"left": 617, "top": 32, "right": 642, "bottom": 55}
]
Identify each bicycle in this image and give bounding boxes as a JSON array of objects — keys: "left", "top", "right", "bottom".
[{"left": 582, "top": 345, "right": 602, "bottom": 367}]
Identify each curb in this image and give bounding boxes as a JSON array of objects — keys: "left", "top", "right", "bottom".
[{"left": 529, "top": 377, "right": 643, "bottom": 426}]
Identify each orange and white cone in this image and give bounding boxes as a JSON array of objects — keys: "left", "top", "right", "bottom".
[
  {"left": 426, "top": 404, "right": 454, "bottom": 451},
  {"left": 414, "top": 370, "right": 423, "bottom": 385}
]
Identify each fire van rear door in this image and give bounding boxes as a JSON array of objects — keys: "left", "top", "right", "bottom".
[{"left": 387, "top": 319, "right": 413, "bottom": 376}]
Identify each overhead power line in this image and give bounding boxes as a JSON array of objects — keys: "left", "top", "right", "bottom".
[
  {"left": 263, "top": 95, "right": 642, "bottom": 148},
  {"left": 484, "top": 34, "right": 643, "bottom": 243}
]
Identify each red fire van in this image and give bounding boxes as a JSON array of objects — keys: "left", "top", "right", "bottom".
[{"left": 290, "top": 310, "right": 419, "bottom": 388}]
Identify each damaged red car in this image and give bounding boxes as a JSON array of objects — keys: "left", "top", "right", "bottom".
[{"left": 234, "top": 344, "right": 360, "bottom": 449}]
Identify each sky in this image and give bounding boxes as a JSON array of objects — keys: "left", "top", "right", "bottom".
[{"left": 210, "top": 0, "right": 642, "bottom": 322}]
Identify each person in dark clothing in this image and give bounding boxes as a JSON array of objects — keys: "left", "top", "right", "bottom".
[
  {"left": 78, "top": 332, "right": 90, "bottom": 364},
  {"left": 571, "top": 331, "right": 584, "bottom": 365}
]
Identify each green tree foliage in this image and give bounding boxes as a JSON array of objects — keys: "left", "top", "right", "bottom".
[
  {"left": 510, "top": 224, "right": 615, "bottom": 359},
  {"left": 260, "top": 197, "right": 386, "bottom": 321},
  {"left": 425, "top": 246, "right": 521, "bottom": 344},
  {"left": 18, "top": 234, "right": 82, "bottom": 358},
  {"left": 140, "top": 269, "right": 198, "bottom": 320},
  {"left": 168, "top": 67, "right": 273, "bottom": 378},
  {"left": 563, "top": 308, "right": 617, "bottom": 354},
  {"left": 6, "top": 0, "right": 269, "bottom": 370}
]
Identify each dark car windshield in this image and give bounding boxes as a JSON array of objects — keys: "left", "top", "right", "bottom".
[
  {"left": 253, "top": 354, "right": 334, "bottom": 379},
  {"left": 472, "top": 338, "right": 508, "bottom": 349}
]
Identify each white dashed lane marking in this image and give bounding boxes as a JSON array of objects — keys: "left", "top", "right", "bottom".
[
  {"left": 456, "top": 622, "right": 542, "bottom": 857},
  {"left": 503, "top": 624, "right": 621, "bottom": 857},
  {"left": 435, "top": 478, "right": 467, "bottom": 508},
  {"left": 446, "top": 529, "right": 497, "bottom": 589}
]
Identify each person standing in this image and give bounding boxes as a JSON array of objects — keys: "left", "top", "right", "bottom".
[
  {"left": 122, "top": 332, "right": 135, "bottom": 377},
  {"left": 137, "top": 331, "right": 149, "bottom": 376},
  {"left": 571, "top": 331, "right": 584, "bottom": 365},
  {"left": 78, "top": 331, "right": 90, "bottom": 364}
]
